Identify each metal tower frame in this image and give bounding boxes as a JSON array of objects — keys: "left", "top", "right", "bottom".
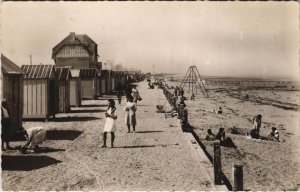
[{"left": 180, "top": 66, "right": 209, "bottom": 97}]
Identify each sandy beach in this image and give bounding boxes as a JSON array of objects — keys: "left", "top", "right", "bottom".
[{"left": 168, "top": 77, "right": 300, "bottom": 191}]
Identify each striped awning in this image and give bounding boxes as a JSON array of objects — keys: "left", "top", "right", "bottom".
[
  {"left": 79, "top": 68, "right": 97, "bottom": 78},
  {"left": 21, "top": 65, "right": 55, "bottom": 79},
  {"left": 55, "top": 67, "right": 70, "bottom": 80}
]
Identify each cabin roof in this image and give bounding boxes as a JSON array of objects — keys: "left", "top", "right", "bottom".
[
  {"left": 79, "top": 68, "right": 97, "bottom": 78},
  {"left": 52, "top": 32, "right": 97, "bottom": 58},
  {"left": 55, "top": 67, "right": 70, "bottom": 80},
  {"left": 21, "top": 65, "right": 55, "bottom": 79},
  {"left": 1, "top": 54, "right": 25, "bottom": 75}
]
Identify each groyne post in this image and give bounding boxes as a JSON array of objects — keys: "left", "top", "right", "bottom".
[
  {"left": 233, "top": 164, "right": 243, "bottom": 191},
  {"left": 214, "top": 141, "right": 222, "bottom": 185}
]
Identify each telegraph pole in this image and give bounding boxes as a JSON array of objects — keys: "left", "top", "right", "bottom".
[{"left": 30, "top": 54, "right": 32, "bottom": 65}]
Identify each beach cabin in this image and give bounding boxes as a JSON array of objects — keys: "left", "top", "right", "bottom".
[
  {"left": 21, "top": 65, "right": 57, "bottom": 119},
  {"left": 55, "top": 67, "right": 71, "bottom": 113},
  {"left": 80, "top": 68, "right": 97, "bottom": 99},
  {"left": 52, "top": 32, "right": 99, "bottom": 70},
  {"left": 100, "top": 70, "right": 113, "bottom": 95},
  {"left": 1, "top": 55, "right": 25, "bottom": 131},
  {"left": 70, "top": 69, "right": 81, "bottom": 107}
]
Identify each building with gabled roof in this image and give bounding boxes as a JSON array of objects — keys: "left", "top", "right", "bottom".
[
  {"left": 1, "top": 54, "right": 25, "bottom": 131},
  {"left": 52, "top": 32, "right": 100, "bottom": 70}
]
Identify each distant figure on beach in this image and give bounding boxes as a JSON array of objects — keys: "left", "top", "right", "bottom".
[
  {"left": 131, "top": 86, "right": 142, "bottom": 103},
  {"left": 216, "top": 128, "right": 237, "bottom": 148},
  {"left": 124, "top": 96, "right": 137, "bottom": 133},
  {"left": 205, "top": 129, "right": 216, "bottom": 141},
  {"left": 217, "top": 107, "right": 223, "bottom": 114},
  {"left": 190, "top": 93, "right": 195, "bottom": 101},
  {"left": 268, "top": 127, "right": 280, "bottom": 142},
  {"left": 20, "top": 126, "right": 47, "bottom": 153},
  {"left": 125, "top": 85, "right": 132, "bottom": 101},
  {"left": 1, "top": 99, "right": 12, "bottom": 151},
  {"left": 253, "top": 114, "right": 262, "bottom": 136},
  {"left": 101, "top": 99, "right": 117, "bottom": 148},
  {"left": 116, "top": 86, "right": 123, "bottom": 105}
]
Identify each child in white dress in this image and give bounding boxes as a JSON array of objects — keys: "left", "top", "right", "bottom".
[
  {"left": 102, "top": 99, "right": 117, "bottom": 148},
  {"left": 124, "top": 96, "right": 137, "bottom": 133}
]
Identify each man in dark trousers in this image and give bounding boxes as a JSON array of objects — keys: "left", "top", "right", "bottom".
[{"left": 1, "top": 99, "right": 12, "bottom": 151}]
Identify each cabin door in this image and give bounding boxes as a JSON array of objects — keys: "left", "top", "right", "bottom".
[
  {"left": 48, "top": 80, "right": 56, "bottom": 116},
  {"left": 58, "top": 81, "right": 66, "bottom": 112}
]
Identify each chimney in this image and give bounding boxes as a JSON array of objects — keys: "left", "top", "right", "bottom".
[{"left": 70, "top": 32, "right": 75, "bottom": 41}]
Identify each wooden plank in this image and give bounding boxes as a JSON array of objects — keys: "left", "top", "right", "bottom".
[
  {"left": 101, "top": 79, "right": 106, "bottom": 94},
  {"left": 70, "top": 80, "right": 76, "bottom": 106},
  {"left": 41, "top": 81, "right": 46, "bottom": 114},
  {"left": 37, "top": 81, "right": 42, "bottom": 114},
  {"left": 23, "top": 80, "right": 28, "bottom": 116},
  {"left": 28, "top": 80, "right": 33, "bottom": 115}
]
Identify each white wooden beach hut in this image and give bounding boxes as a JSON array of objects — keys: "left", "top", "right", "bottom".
[{"left": 21, "top": 65, "right": 57, "bottom": 119}]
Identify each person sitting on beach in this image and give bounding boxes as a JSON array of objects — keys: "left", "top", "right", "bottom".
[
  {"left": 217, "top": 107, "right": 223, "bottom": 114},
  {"left": 20, "top": 126, "right": 47, "bottom": 153},
  {"left": 190, "top": 93, "right": 195, "bottom": 101},
  {"left": 253, "top": 114, "right": 262, "bottom": 136},
  {"left": 268, "top": 127, "right": 280, "bottom": 142},
  {"left": 216, "top": 128, "right": 237, "bottom": 148},
  {"left": 205, "top": 129, "right": 216, "bottom": 141}
]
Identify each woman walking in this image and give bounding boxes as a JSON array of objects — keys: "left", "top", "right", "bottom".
[
  {"left": 101, "top": 99, "right": 117, "bottom": 148},
  {"left": 124, "top": 95, "right": 137, "bottom": 133}
]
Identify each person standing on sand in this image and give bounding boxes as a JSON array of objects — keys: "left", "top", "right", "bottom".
[
  {"left": 1, "top": 99, "right": 13, "bottom": 151},
  {"left": 124, "top": 95, "right": 137, "bottom": 133},
  {"left": 253, "top": 114, "right": 262, "bottom": 136},
  {"left": 101, "top": 99, "right": 117, "bottom": 148},
  {"left": 116, "top": 85, "right": 123, "bottom": 105}
]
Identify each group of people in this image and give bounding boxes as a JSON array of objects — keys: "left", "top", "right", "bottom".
[
  {"left": 205, "top": 114, "right": 280, "bottom": 147},
  {"left": 101, "top": 85, "right": 141, "bottom": 148},
  {"left": 250, "top": 114, "right": 280, "bottom": 142}
]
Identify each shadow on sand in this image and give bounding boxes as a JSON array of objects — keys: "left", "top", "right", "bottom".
[
  {"left": 70, "top": 109, "right": 106, "bottom": 113},
  {"left": 50, "top": 116, "right": 101, "bottom": 122},
  {"left": 115, "top": 145, "right": 156, "bottom": 148},
  {"left": 135, "top": 131, "right": 163, "bottom": 134},
  {"left": 2, "top": 155, "right": 62, "bottom": 171},
  {"left": 46, "top": 130, "right": 82, "bottom": 140}
]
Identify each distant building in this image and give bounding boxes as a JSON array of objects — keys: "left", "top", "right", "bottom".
[{"left": 52, "top": 32, "right": 100, "bottom": 70}]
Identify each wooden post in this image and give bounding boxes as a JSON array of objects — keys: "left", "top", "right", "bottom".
[
  {"left": 233, "top": 164, "right": 243, "bottom": 191},
  {"left": 214, "top": 141, "right": 222, "bottom": 185}
]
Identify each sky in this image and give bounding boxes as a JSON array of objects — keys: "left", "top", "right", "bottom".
[{"left": 1, "top": 1, "right": 299, "bottom": 77}]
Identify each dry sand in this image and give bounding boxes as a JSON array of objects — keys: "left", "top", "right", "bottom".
[
  {"left": 180, "top": 83, "right": 300, "bottom": 191},
  {"left": 2, "top": 81, "right": 222, "bottom": 191}
]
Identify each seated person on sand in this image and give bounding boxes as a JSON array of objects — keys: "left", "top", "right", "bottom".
[
  {"left": 216, "top": 128, "right": 237, "bottom": 148},
  {"left": 156, "top": 105, "right": 165, "bottom": 113},
  {"left": 20, "top": 126, "right": 47, "bottom": 153},
  {"left": 190, "top": 93, "right": 195, "bottom": 101},
  {"left": 268, "top": 127, "right": 280, "bottom": 142},
  {"left": 205, "top": 129, "right": 216, "bottom": 141},
  {"left": 217, "top": 107, "right": 223, "bottom": 114}
]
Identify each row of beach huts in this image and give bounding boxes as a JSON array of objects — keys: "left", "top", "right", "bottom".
[{"left": 1, "top": 32, "right": 144, "bottom": 133}]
